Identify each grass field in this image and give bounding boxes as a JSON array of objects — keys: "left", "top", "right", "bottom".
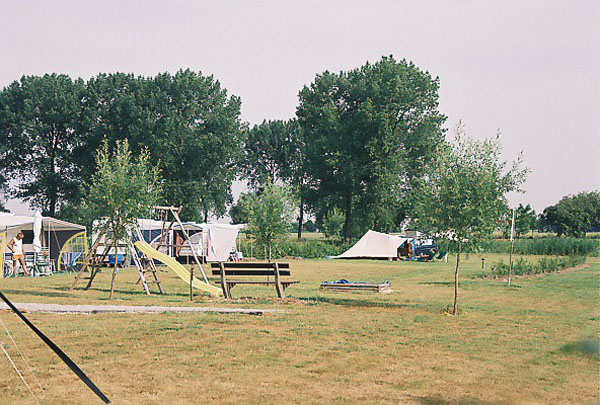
[{"left": 0, "top": 254, "right": 598, "bottom": 404}]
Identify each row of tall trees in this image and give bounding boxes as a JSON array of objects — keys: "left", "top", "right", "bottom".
[
  {"left": 8, "top": 56, "right": 584, "bottom": 247},
  {"left": 0, "top": 58, "right": 447, "bottom": 236},
  {"left": 500, "top": 193, "right": 600, "bottom": 239},
  {"left": 0, "top": 70, "right": 242, "bottom": 221}
]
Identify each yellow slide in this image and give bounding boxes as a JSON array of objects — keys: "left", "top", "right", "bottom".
[{"left": 133, "top": 241, "right": 222, "bottom": 297}]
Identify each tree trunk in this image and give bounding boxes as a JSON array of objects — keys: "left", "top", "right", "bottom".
[
  {"left": 268, "top": 242, "right": 272, "bottom": 263},
  {"left": 297, "top": 196, "right": 304, "bottom": 239},
  {"left": 49, "top": 189, "right": 57, "bottom": 217},
  {"left": 342, "top": 191, "right": 353, "bottom": 242},
  {"left": 109, "top": 239, "right": 118, "bottom": 300},
  {"left": 48, "top": 132, "right": 59, "bottom": 217},
  {"left": 453, "top": 242, "right": 461, "bottom": 315}
]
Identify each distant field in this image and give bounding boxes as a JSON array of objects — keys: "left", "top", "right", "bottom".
[
  {"left": 491, "top": 231, "right": 600, "bottom": 239},
  {"left": 286, "top": 232, "right": 325, "bottom": 239},
  {"left": 0, "top": 254, "right": 597, "bottom": 404}
]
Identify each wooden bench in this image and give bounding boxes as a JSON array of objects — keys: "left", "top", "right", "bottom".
[{"left": 210, "top": 262, "right": 299, "bottom": 299}]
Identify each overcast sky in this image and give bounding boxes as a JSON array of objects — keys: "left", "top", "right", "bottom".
[{"left": 1, "top": 0, "right": 598, "bottom": 215}]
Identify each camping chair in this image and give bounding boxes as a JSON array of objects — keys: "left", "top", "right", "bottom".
[
  {"left": 7, "top": 253, "right": 34, "bottom": 277},
  {"left": 434, "top": 250, "right": 448, "bottom": 261},
  {"left": 34, "top": 248, "right": 53, "bottom": 276},
  {"left": 2, "top": 254, "right": 12, "bottom": 278}
]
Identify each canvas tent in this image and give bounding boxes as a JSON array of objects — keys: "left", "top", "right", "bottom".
[
  {"left": 0, "top": 212, "right": 86, "bottom": 261},
  {"left": 334, "top": 230, "right": 410, "bottom": 259}
]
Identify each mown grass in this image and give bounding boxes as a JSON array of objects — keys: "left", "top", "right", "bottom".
[{"left": 0, "top": 254, "right": 597, "bottom": 404}]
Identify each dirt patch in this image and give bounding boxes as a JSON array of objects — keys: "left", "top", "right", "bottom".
[{"left": 0, "top": 302, "right": 283, "bottom": 315}]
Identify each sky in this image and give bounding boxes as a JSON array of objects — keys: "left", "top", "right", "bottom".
[{"left": 1, "top": 0, "right": 599, "bottom": 216}]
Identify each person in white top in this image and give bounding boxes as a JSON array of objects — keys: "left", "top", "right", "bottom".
[{"left": 7, "top": 232, "right": 29, "bottom": 276}]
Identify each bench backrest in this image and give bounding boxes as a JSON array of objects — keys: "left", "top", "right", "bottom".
[{"left": 210, "top": 262, "right": 290, "bottom": 276}]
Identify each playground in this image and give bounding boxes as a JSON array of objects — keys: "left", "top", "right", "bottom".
[{"left": 0, "top": 254, "right": 597, "bottom": 404}]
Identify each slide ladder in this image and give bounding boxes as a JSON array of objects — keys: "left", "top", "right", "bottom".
[{"left": 133, "top": 241, "right": 221, "bottom": 297}]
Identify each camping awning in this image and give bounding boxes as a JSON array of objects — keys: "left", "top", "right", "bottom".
[
  {"left": 0, "top": 213, "right": 85, "bottom": 231},
  {"left": 334, "top": 230, "right": 409, "bottom": 259}
]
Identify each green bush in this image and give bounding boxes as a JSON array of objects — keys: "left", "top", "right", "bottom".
[
  {"left": 480, "top": 237, "right": 599, "bottom": 256},
  {"left": 490, "top": 255, "right": 586, "bottom": 277},
  {"left": 237, "top": 237, "right": 348, "bottom": 259}
]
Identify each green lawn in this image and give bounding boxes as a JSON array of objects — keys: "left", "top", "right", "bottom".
[{"left": 0, "top": 254, "right": 597, "bottom": 404}]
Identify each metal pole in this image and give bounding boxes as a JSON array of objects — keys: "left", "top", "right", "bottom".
[
  {"left": 508, "top": 207, "right": 516, "bottom": 287},
  {"left": 169, "top": 207, "right": 209, "bottom": 302}
]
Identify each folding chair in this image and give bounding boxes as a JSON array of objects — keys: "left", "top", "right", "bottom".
[{"left": 34, "top": 248, "right": 53, "bottom": 276}]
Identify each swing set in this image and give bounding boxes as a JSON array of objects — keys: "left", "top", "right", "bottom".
[{"left": 70, "top": 206, "right": 220, "bottom": 300}]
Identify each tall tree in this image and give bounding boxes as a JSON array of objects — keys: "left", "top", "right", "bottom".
[
  {"left": 243, "top": 120, "right": 291, "bottom": 187},
  {"left": 77, "top": 70, "right": 243, "bottom": 221},
  {"left": 542, "top": 191, "right": 600, "bottom": 237},
  {"left": 82, "top": 139, "right": 162, "bottom": 299},
  {"left": 297, "top": 56, "right": 446, "bottom": 239},
  {"left": 0, "top": 74, "right": 85, "bottom": 216},
  {"left": 502, "top": 203, "right": 537, "bottom": 238},
  {"left": 243, "top": 119, "right": 307, "bottom": 237},
  {"left": 414, "top": 125, "right": 528, "bottom": 315},
  {"left": 248, "top": 180, "right": 295, "bottom": 261}
]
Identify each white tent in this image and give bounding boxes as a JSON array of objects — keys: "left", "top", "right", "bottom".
[
  {"left": 0, "top": 213, "right": 86, "bottom": 260},
  {"left": 334, "top": 230, "right": 409, "bottom": 259}
]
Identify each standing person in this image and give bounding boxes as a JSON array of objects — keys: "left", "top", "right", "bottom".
[{"left": 7, "top": 232, "right": 30, "bottom": 276}]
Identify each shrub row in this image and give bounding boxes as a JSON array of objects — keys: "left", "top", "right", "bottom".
[
  {"left": 480, "top": 237, "right": 599, "bottom": 256},
  {"left": 238, "top": 238, "right": 348, "bottom": 259},
  {"left": 489, "top": 255, "right": 586, "bottom": 277}
]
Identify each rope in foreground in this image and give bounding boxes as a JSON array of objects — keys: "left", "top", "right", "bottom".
[{"left": 0, "top": 291, "right": 110, "bottom": 404}]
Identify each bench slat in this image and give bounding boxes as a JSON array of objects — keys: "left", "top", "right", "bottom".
[
  {"left": 209, "top": 262, "right": 290, "bottom": 269},
  {"left": 214, "top": 280, "right": 300, "bottom": 285},
  {"left": 211, "top": 269, "right": 291, "bottom": 276}
]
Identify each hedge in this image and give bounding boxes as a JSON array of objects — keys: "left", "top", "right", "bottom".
[
  {"left": 489, "top": 255, "right": 586, "bottom": 277},
  {"left": 238, "top": 237, "right": 348, "bottom": 259},
  {"left": 480, "top": 237, "right": 599, "bottom": 256}
]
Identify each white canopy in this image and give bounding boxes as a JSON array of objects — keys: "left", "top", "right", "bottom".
[
  {"left": 93, "top": 218, "right": 245, "bottom": 261},
  {"left": 133, "top": 219, "right": 245, "bottom": 262},
  {"left": 334, "top": 230, "right": 409, "bottom": 259},
  {"left": 181, "top": 223, "right": 246, "bottom": 262}
]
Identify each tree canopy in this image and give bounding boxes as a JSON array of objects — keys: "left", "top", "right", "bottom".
[
  {"left": 541, "top": 191, "right": 600, "bottom": 237},
  {"left": 297, "top": 56, "right": 446, "bottom": 239},
  {"left": 0, "top": 74, "right": 85, "bottom": 215},
  {"left": 242, "top": 119, "right": 307, "bottom": 237},
  {"left": 77, "top": 70, "right": 243, "bottom": 221},
  {"left": 0, "top": 70, "right": 243, "bottom": 221},
  {"left": 502, "top": 203, "right": 537, "bottom": 238}
]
